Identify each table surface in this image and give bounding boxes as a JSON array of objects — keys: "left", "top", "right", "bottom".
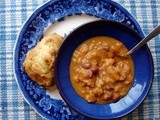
[{"left": 0, "top": 0, "right": 160, "bottom": 120}]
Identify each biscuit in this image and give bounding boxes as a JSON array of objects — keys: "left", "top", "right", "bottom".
[{"left": 23, "top": 33, "right": 63, "bottom": 87}]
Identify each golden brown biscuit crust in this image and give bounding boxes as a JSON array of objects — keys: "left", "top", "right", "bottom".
[{"left": 23, "top": 33, "right": 63, "bottom": 87}]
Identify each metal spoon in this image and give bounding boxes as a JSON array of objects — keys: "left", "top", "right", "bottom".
[{"left": 126, "top": 25, "right": 160, "bottom": 56}]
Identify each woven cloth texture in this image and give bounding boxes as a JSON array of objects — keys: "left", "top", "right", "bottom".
[{"left": 0, "top": 0, "right": 160, "bottom": 120}]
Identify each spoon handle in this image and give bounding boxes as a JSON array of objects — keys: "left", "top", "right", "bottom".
[{"left": 127, "top": 25, "right": 160, "bottom": 55}]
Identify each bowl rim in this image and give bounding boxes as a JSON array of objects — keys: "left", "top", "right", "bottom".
[{"left": 55, "top": 20, "right": 154, "bottom": 119}]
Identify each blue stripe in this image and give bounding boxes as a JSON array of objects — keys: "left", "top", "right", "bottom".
[
  {"left": 1, "top": 80, "right": 8, "bottom": 120},
  {"left": 20, "top": 1, "right": 28, "bottom": 24},
  {"left": 23, "top": 101, "right": 31, "bottom": 120},
  {"left": 0, "top": 33, "right": 6, "bottom": 42},
  {"left": 150, "top": 1, "right": 160, "bottom": 119},
  {"left": 31, "top": 0, "right": 39, "bottom": 11},
  {"left": 0, "top": 1, "right": 8, "bottom": 119},
  {"left": 130, "top": 0, "right": 137, "bottom": 18},
  {"left": 10, "top": 1, "right": 19, "bottom": 119}
]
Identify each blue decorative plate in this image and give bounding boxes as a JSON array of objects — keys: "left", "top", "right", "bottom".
[{"left": 13, "top": 0, "right": 146, "bottom": 119}]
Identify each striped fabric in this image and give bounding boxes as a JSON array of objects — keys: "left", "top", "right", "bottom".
[{"left": 0, "top": 0, "right": 159, "bottom": 120}]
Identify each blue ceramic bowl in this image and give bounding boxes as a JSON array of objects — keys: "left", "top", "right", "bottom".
[{"left": 55, "top": 20, "right": 154, "bottom": 119}]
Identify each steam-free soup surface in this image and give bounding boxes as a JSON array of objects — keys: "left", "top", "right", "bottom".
[{"left": 70, "top": 36, "right": 134, "bottom": 104}]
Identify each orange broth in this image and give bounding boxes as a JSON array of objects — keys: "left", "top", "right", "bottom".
[{"left": 70, "top": 36, "right": 134, "bottom": 104}]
